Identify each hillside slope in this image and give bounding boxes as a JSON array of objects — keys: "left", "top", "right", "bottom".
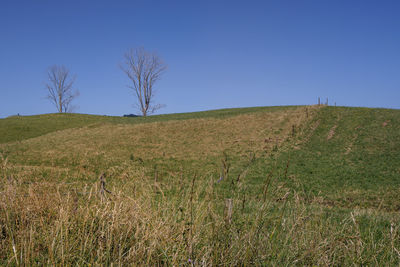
[
  {"left": 1, "top": 105, "right": 399, "bottom": 208},
  {"left": 0, "top": 106, "right": 296, "bottom": 144},
  {"left": 1, "top": 106, "right": 311, "bottom": 174},
  {"left": 278, "top": 106, "right": 400, "bottom": 210},
  {"left": 1, "top": 105, "right": 400, "bottom": 265}
]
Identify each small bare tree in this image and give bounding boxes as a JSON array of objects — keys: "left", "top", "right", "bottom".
[
  {"left": 45, "top": 65, "right": 79, "bottom": 113},
  {"left": 121, "top": 47, "right": 167, "bottom": 116}
]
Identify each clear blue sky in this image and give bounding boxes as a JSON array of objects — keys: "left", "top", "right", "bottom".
[{"left": 1, "top": 0, "right": 399, "bottom": 117}]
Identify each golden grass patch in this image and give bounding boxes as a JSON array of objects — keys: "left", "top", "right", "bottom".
[{"left": 2, "top": 106, "right": 317, "bottom": 170}]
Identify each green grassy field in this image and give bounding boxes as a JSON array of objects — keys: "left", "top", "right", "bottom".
[{"left": 1, "top": 105, "right": 399, "bottom": 265}]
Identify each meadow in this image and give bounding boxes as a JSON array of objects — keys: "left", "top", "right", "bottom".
[{"left": 1, "top": 105, "right": 399, "bottom": 265}]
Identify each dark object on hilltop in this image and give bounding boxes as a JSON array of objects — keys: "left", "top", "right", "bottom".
[{"left": 123, "top": 114, "right": 141, "bottom": 117}]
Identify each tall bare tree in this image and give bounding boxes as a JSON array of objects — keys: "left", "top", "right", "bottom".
[
  {"left": 45, "top": 65, "right": 79, "bottom": 113},
  {"left": 121, "top": 47, "right": 167, "bottom": 116}
]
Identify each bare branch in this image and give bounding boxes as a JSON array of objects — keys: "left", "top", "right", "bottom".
[
  {"left": 121, "top": 47, "right": 166, "bottom": 116},
  {"left": 45, "top": 65, "right": 79, "bottom": 113}
]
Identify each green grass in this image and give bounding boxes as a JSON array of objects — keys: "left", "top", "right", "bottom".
[
  {"left": 1, "top": 105, "right": 400, "bottom": 265},
  {"left": 274, "top": 106, "right": 400, "bottom": 210},
  {"left": 0, "top": 113, "right": 115, "bottom": 144}
]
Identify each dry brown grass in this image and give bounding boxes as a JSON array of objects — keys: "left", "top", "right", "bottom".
[
  {"left": 2, "top": 106, "right": 317, "bottom": 172},
  {"left": 1, "top": 168, "right": 398, "bottom": 265},
  {"left": 327, "top": 125, "right": 338, "bottom": 140}
]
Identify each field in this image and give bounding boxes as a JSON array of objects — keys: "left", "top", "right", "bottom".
[{"left": 1, "top": 105, "right": 400, "bottom": 265}]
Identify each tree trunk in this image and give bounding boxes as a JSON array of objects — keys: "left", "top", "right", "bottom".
[{"left": 59, "top": 94, "right": 62, "bottom": 112}]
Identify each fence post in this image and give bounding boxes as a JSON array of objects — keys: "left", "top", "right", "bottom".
[{"left": 225, "top": 198, "right": 233, "bottom": 225}]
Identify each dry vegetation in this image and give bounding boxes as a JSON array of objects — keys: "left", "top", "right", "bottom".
[
  {"left": 1, "top": 105, "right": 400, "bottom": 265},
  {"left": 4, "top": 106, "right": 312, "bottom": 164}
]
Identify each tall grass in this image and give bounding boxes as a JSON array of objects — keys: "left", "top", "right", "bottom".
[{"left": 1, "top": 159, "right": 399, "bottom": 265}]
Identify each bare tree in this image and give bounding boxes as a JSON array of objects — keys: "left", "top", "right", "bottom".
[
  {"left": 121, "top": 47, "right": 167, "bottom": 116},
  {"left": 45, "top": 65, "right": 79, "bottom": 113}
]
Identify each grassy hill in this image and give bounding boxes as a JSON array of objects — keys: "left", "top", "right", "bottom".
[
  {"left": 0, "top": 106, "right": 293, "bottom": 144},
  {"left": 1, "top": 105, "right": 399, "bottom": 265},
  {"left": 278, "top": 106, "right": 400, "bottom": 210}
]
